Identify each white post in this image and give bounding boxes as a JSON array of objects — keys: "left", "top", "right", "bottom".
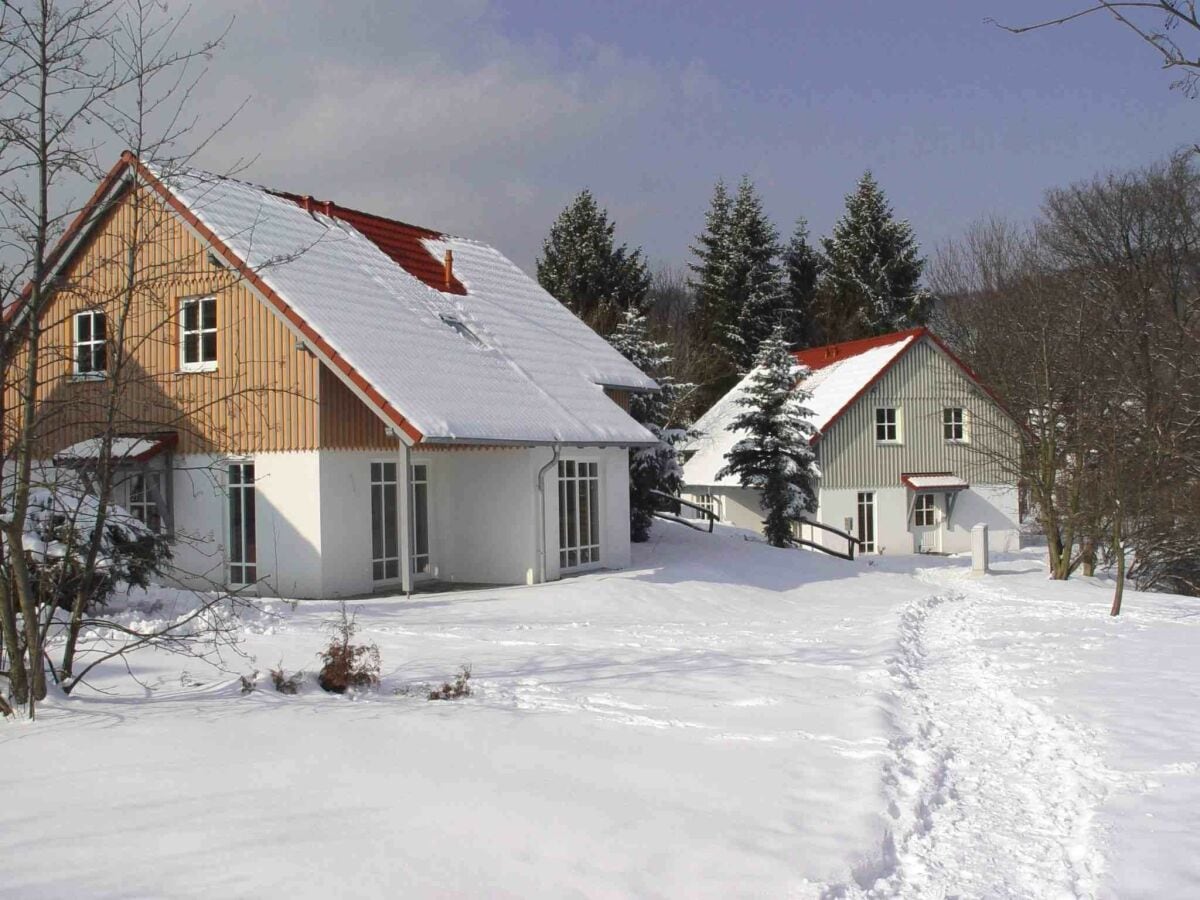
[
  {"left": 971, "top": 523, "right": 989, "bottom": 577},
  {"left": 398, "top": 442, "right": 412, "bottom": 595}
]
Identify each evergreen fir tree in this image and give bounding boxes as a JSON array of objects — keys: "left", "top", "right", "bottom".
[
  {"left": 819, "top": 172, "right": 930, "bottom": 340},
  {"left": 609, "top": 307, "right": 694, "bottom": 542},
  {"left": 725, "top": 176, "right": 785, "bottom": 371},
  {"left": 781, "top": 218, "right": 824, "bottom": 348},
  {"left": 687, "top": 179, "right": 734, "bottom": 346},
  {"left": 716, "top": 326, "right": 818, "bottom": 548},
  {"left": 537, "top": 190, "right": 651, "bottom": 332}
]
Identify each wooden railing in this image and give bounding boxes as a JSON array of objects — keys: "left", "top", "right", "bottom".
[
  {"left": 650, "top": 490, "right": 716, "bottom": 533},
  {"left": 795, "top": 518, "right": 866, "bottom": 561}
]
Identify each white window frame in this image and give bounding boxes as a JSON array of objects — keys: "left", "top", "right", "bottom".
[
  {"left": 409, "top": 462, "right": 431, "bottom": 577},
  {"left": 128, "top": 472, "right": 163, "bottom": 533},
  {"left": 875, "top": 407, "right": 900, "bottom": 443},
  {"left": 692, "top": 491, "right": 722, "bottom": 522},
  {"left": 558, "top": 458, "right": 602, "bottom": 572},
  {"left": 943, "top": 407, "right": 968, "bottom": 443},
  {"left": 856, "top": 491, "right": 876, "bottom": 554},
  {"left": 180, "top": 295, "right": 218, "bottom": 372},
  {"left": 72, "top": 309, "right": 107, "bottom": 378},
  {"left": 370, "top": 460, "right": 401, "bottom": 583},
  {"left": 226, "top": 461, "right": 256, "bottom": 587},
  {"left": 913, "top": 493, "right": 936, "bottom": 527}
]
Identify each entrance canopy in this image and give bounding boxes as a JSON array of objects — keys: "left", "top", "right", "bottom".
[
  {"left": 53, "top": 433, "right": 177, "bottom": 466},
  {"left": 901, "top": 473, "right": 969, "bottom": 492}
]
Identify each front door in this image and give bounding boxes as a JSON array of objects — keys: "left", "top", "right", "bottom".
[
  {"left": 911, "top": 492, "right": 941, "bottom": 553},
  {"left": 558, "top": 459, "right": 601, "bottom": 572}
]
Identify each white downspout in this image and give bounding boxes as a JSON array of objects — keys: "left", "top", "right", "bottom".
[
  {"left": 536, "top": 445, "right": 562, "bottom": 584},
  {"left": 399, "top": 441, "right": 413, "bottom": 595}
]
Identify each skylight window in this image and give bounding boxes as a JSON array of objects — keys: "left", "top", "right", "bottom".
[{"left": 439, "top": 313, "right": 487, "bottom": 349}]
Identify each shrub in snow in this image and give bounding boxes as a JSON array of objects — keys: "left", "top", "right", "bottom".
[
  {"left": 717, "top": 326, "right": 818, "bottom": 548},
  {"left": 240, "top": 671, "right": 259, "bottom": 694},
  {"left": 317, "top": 605, "right": 380, "bottom": 694},
  {"left": 270, "top": 665, "right": 303, "bottom": 695},
  {"left": 16, "top": 485, "right": 170, "bottom": 612},
  {"left": 428, "top": 665, "right": 471, "bottom": 701}
]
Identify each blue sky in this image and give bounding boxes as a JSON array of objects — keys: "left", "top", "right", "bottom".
[{"left": 186, "top": 1, "right": 1197, "bottom": 271}]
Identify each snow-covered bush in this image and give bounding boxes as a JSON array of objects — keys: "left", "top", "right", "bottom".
[
  {"left": 14, "top": 485, "right": 170, "bottom": 612},
  {"left": 317, "top": 605, "right": 380, "bottom": 694},
  {"left": 428, "top": 665, "right": 472, "bottom": 701}
]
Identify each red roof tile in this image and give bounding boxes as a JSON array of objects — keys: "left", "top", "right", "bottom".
[
  {"left": 272, "top": 192, "right": 468, "bottom": 296},
  {"left": 792, "top": 327, "right": 926, "bottom": 371}
]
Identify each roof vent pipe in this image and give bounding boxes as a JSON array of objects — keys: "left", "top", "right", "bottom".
[{"left": 443, "top": 249, "right": 454, "bottom": 289}]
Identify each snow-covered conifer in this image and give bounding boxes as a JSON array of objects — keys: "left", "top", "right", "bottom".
[
  {"left": 610, "top": 307, "right": 693, "bottom": 541},
  {"left": 781, "top": 219, "right": 823, "bottom": 348},
  {"left": 537, "top": 190, "right": 650, "bottom": 332},
  {"left": 820, "top": 172, "right": 930, "bottom": 338},
  {"left": 717, "top": 326, "right": 818, "bottom": 548}
]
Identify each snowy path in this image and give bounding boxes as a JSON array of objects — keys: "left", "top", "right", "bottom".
[{"left": 836, "top": 573, "right": 1111, "bottom": 899}]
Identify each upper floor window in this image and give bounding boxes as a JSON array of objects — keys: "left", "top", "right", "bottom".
[
  {"left": 875, "top": 407, "right": 900, "bottom": 443},
  {"left": 73, "top": 310, "right": 106, "bottom": 376},
  {"left": 180, "top": 296, "right": 217, "bottom": 371},
  {"left": 944, "top": 407, "right": 967, "bottom": 442}
]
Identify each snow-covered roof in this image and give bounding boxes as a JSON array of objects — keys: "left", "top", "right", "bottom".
[
  {"left": 53, "top": 435, "right": 175, "bottom": 465},
  {"left": 683, "top": 331, "right": 920, "bottom": 487},
  {"left": 140, "top": 162, "right": 656, "bottom": 447},
  {"left": 902, "top": 474, "right": 969, "bottom": 491}
]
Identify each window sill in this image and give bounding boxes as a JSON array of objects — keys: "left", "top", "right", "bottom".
[
  {"left": 945, "top": 439, "right": 970, "bottom": 445},
  {"left": 875, "top": 440, "right": 903, "bottom": 447},
  {"left": 69, "top": 372, "right": 107, "bottom": 382},
  {"left": 178, "top": 363, "right": 218, "bottom": 374}
]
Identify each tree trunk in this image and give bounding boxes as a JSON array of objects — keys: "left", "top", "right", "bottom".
[
  {"left": 0, "top": 570, "right": 28, "bottom": 706},
  {"left": 1110, "top": 504, "right": 1125, "bottom": 617}
]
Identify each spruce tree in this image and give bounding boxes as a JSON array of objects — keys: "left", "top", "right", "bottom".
[
  {"left": 609, "top": 307, "right": 693, "bottom": 542},
  {"left": 819, "top": 172, "right": 930, "bottom": 340},
  {"left": 716, "top": 326, "right": 818, "bottom": 548},
  {"left": 537, "top": 190, "right": 651, "bottom": 332},
  {"left": 687, "top": 179, "right": 734, "bottom": 346},
  {"left": 781, "top": 219, "right": 824, "bottom": 348},
  {"left": 725, "top": 176, "right": 785, "bottom": 371}
]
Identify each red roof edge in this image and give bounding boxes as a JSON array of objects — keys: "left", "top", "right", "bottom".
[
  {"left": 29, "top": 152, "right": 423, "bottom": 444},
  {"left": 801, "top": 326, "right": 1026, "bottom": 443},
  {"left": 270, "top": 190, "right": 468, "bottom": 296},
  {"left": 792, "top": 327, "right": 924, "bottom": 372}
]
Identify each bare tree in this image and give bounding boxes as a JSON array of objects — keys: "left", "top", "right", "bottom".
[{"left": 991, "top": 2, "right": 1200, "bottom": 97}]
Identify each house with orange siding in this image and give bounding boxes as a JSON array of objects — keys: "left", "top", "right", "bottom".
[{"left": 7, "top": 154, "right": 657, "bottom": 598}]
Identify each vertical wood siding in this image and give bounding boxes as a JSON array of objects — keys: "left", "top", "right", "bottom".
[
  {"left": 319, "top": 363, "right": 395, "bottom": 450},
  {"left": 818, "top": 339, "right": 1018, "bottom": 489},
  {"left": 7, "top": 185, "right": 322, "bottom": 455}
]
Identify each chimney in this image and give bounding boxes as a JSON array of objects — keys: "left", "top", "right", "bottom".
[
  {"left": 443, "top": 249, "right": 454, "bottom": 289},
  {"left": 301, "top": 195, "right": 314, "bottom": 213}
]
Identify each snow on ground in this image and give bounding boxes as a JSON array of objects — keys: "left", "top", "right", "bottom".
[{"left": 2, "top": 523, "right": 1197, "bottom": 898}]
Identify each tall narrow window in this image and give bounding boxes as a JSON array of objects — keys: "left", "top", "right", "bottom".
[
  {"left": 913, "top": 493, "right": 936, "bottom": 527},
  {"left": 73, "top": 310, "right": 107, "bottom": 376},
  {"left": 875, "top": 407, "right": 899, "bottom": 443},
  {"left": 559, "top": 460, "right": 600, "bottom": 570},
  {"left": 180, "top": 296, "right": 217, "bottom": 370},
  {"left": 370, "top": 462, "right": 399, "bottom": 581},
  {"left": 943, "top": 407, "right": 966, "bottom": 442},
  {"left": 856, "top": 491, "right": 875, "bottom": 554},
  {"left": 228, "top": 463, "right": 256, "bottom": 585},
  {"left": 410, "top": 464, "right": 430, "bottom": 575},
  {"left": 129, "top": 472, "right": 162, "bottom": 533}
]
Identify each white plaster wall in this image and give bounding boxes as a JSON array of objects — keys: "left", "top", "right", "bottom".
[
  {"left": 432, "top": 448, "right": 540, "bottom": 586},
  {"left": 544, "top": 447, "right": 631, "bottom": 581},
  {"left": 317, "top": 450, "right": 383, "bottom": 598},
  {"left": 167, "top": 452, "right": 324, "bottom": 598},
  {"left": 815, "top": 484, "right": 1020, "bottom": 557}
]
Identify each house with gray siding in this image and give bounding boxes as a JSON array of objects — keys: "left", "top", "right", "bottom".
[{"left": 681, "top": 328, "right": 1021, "bottom": 556}]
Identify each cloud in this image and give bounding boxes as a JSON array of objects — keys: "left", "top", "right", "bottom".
[{"left": 175, "top": 1, "right": 713, "bottom": 267}]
